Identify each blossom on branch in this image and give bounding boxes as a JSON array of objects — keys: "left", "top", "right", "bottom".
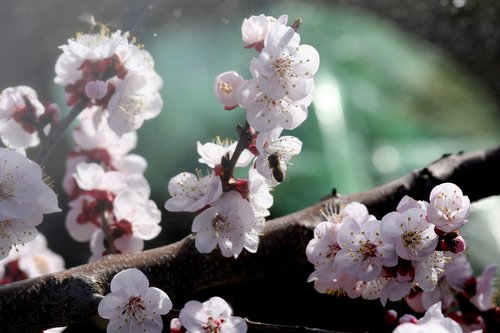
[
  {"left": 241, "top": 14, "right": 288, "bottom": 52},
  {"left": 98, "top": 268, "right": 172, "bottom": 333},
  {"left": 178, "top": 296, "right": 247, "bottom": 333},
  {"left": 428, "top": 182, "right": 470, "bottom": 233},
  {"left": 0, "top": 149, "right": 60, "bottom": 259},
  {"left": 0, "top": 86, "right": 59, "bottom": 149}
]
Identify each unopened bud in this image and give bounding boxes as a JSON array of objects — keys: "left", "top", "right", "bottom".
[
  {"left": 450, "top": 235, "right": 466, "bottom": 253},
  {"left": 170, "top": 318, "right": 184, "bottom": 333},
  {"left": 85, "top": 80, "right": 108, "bottom": 100},
  {"left": 399, "top": 314, "right": 418, "bottom": 325},
  {"left": 384, "top": 309, "right": 398, "bottom": 325}
]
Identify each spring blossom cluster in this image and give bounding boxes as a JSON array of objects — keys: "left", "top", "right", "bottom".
[
  {"left": 307, "top": 183, "right": 471, "bottom": 305},
  {"left": 165, "top": 13, "right": 319, "bottom": 258}
]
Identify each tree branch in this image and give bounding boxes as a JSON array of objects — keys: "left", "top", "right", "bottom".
[{"left": 1, "top": 145, "right": 499, "bottom": 332}]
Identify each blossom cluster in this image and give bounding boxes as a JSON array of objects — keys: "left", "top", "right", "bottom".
[
  {"left": 98, "top": 268, "right": 246, "bottom": 333},
  {"left": 55, "top": 28, "right": 162, "bottom": 136},
  {"left": 57, "top": 27, "right": 164, "bottom": 262},
  {"left": 306, "top": 183, "right": 473, "bottom": 306},
  {"left": 165, "top": 14, "right": 319, "bottom": 258},
  {"left": 0, "top": 85, "right": 61, "bottom": 150}
]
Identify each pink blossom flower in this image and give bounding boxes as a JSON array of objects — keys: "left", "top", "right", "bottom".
[
  {"left": 393, "top": 302, "right": 463, "bottom": 333},
  {"left": 241, "top": 14, "right": 287, "bottom": 51},
  {"left": 0, "top": 233, "right": 64, "bottom": 283},
  {"left": 0, "top": 86, "right": 46, "bottom": 149},
  {"left": 197, "top": 139, "right": 253, "bottom": 169},
  {"left": 250, "top": 24, "right": 319, "bottom": 101},
  {"left": 164, "top": 172, "right": 223, "bottom": 212},
  {"left": 381, "top": 208, "right": 438, "bottom": 261},
  {"left": 428, "top": 183, "right": 470, "bottom": 233},
  {"left": 98, "top": 268, "right": 172, "bottom": 333},
  {"left": 178, "top": 296, "right": 247, "bottom": 333},
  {"left": 380, "top": 278, "right": 413, "bottom": 306},
  {"left": 239, "top": 78, "right": 312, "bottom": 131},
  {"left": 191, "top": 191, "right": 258, "bottom": 258},
  {"left": 0, "top": 149, "right": 60, "bottom": 259},
  {"left": 336, "top": 219, "right": 398, "bottom": 281},
  {"left": 413, "top": 251, "right": 449, "bottom": 292},
  {"left": 214, "top": 71, "right": 245, "bottom": 110},
  {"left": 89, "top": 230, "right": 144, "bottom": 263},
  {"left": 471, "top": 264, "right": 497, "bottom": 311},
  {"left": 306, "top": 221, "right": 341, "bottom": 270}
]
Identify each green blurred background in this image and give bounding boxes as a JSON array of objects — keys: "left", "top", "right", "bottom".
[{"left": 0, "top": 0, "right": 499, "bottom": 328}]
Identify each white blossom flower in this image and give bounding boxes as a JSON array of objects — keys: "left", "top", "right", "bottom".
[
  {"left": 239, "top": 78, "right": 312, "bottom": 131},
  {"left": 191, "top": 191, "right": 257, "bottom": 258},
  {"left": 397, "top": 195, "right": 428, "bottom": 213},
  {"left": 214, "top": 71, "right": 245, "bottom": 110},
  {"left": 393, "top": 302, "right": 464, "bottom": 333},
  {"left": 428, "top": 183, "right": 470, "bottom": 233},
  {"left": 381, "top": 208, "right": 438, "bottom": 261},
  {"left": 241, "top": 14, "right": 288, "bottom": 51},
  {"left": 380, "top": 278, "right": 413, "bottom": 306},
  {"left": 0, "top": 233, "right": 64, "bottom": 281},
  {"left": 471, "top": 264, "right": 497, "bottom": 311},
  {"left": 413, "top": 251, "right": 449, "bottom": 292},
  {"left": 0, "top": 86, "right": 45, "bottom": 149},
  {"left": 89, "top": 230, "right": 144, "bottom": 263},
  {"left": 98, "top": 268, "right": 172, "bottom": 333},
  {"left": 164, "top": 172, "right": 223, "bottom": 212},
  {"left": 197, "top": 139, "right": 253, "bottom": 169},
  {"left": 0, "top": 149, "right": 59, "bottom": 258},
  {"left": 254, "top": 132, "right": 302, "bottom": 186},
  {"left": 306, "top": 221, "right": 341, "bottom": 270},
  {"left": 106, "top": 72, "right": 163, "bottom": 136},
  {"left": 113, "top": 190, "right": 162, "bottom": 241},
  {"left": 250, "top": 24, "right": 319, "bottom": 101},
  {"left": 336, "top": 219, "right": 398, "bottom": 281},
  {"left": 178, "top": 296, "right": 247, "bottom": 333}
]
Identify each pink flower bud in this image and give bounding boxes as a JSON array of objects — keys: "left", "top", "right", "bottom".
[
  {"left": 450, "top": 235, "right": 466, "bottom": 253},
  {"left": 384, "top": 309, "right": 398, "bottom": 325},
  {"left": 399, "top": 314, "right": 418, "bottom": 324},
  {"left": 84, "top": 80, "right": 108, "bottom": 100},
  {"left": 170, "top": 318, "right": 184, "bottom": 333}
]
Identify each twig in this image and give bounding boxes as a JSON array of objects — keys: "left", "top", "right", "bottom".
[{"left": 35, "top": 98, "right": 88, "bottom": 165}]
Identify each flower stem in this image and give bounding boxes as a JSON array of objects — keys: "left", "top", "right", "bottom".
[
  {"left": 35, "top": 99, "right": 88, "bottom": 165},
  {"left": 221, "top": 121, "right": 252, "bottom": 191},
  {"left": 101, "top": 210, "right": 119, "bottom": 255}
]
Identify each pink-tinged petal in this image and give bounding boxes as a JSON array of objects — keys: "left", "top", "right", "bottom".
[
  {"left": 164, "top": 196, "right": 196, "bottom": 212},
  {"left": 179, "top": 300, "right": 208, "bottom": 330},
  {"left": 98, "top": 293, "right": 126, "bottom": 320},
  {"left": 110, "top": 268, "right": 149, "bottom": 294},
  {"left": 143, "top": 287, "right": 172, "bottom": 315}
]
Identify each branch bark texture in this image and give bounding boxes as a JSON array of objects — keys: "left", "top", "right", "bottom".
[{"left": 1, "top": 145, "right": 499, "bottom": 332}]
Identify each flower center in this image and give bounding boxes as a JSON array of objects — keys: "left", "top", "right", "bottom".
[
  {"left": 358, "top": 240, "right": 377, "bottom": 259},
  {"left": 212, "top": 214, "right": 230, "bottom": 234},
  {"left": 202, "top": 317, "right": 225, "bottom": 333},
  {"left": 122, "top": 296, "right": 146, "bottom": 321},
  {"left": 272, "top": 57, "right": 292, "bottom": 78},
  {"left": 218, "top": 82, "right": 233, "bottom": 95},
  {"left": 327, "top": 243, "right": 341, "bottom": 258},
  {"left": 402, "top": 230, "right": 422, "bottom": 248}
]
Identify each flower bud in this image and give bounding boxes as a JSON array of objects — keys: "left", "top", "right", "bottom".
[{"left": 85, "top": 80, "right": 108, "bottom": 100}]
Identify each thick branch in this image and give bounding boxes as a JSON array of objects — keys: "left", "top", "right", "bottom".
[{"left": 1, "top": 145, "right": 499, "bottom": 332}]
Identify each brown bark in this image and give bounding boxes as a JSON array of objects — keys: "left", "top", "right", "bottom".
[{"left": 1, "top": 145, "right": 499, "bottom": 332}]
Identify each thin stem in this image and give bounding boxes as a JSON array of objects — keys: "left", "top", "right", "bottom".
[
  {"left": 101, "top": 210, "right": 118, "bottom": 255},
  {"left": 35, "top": 98, "right": 88, "bottom": 166},
  {"left": 221, "top": 121, "right": 252, "bottom": 190}
]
